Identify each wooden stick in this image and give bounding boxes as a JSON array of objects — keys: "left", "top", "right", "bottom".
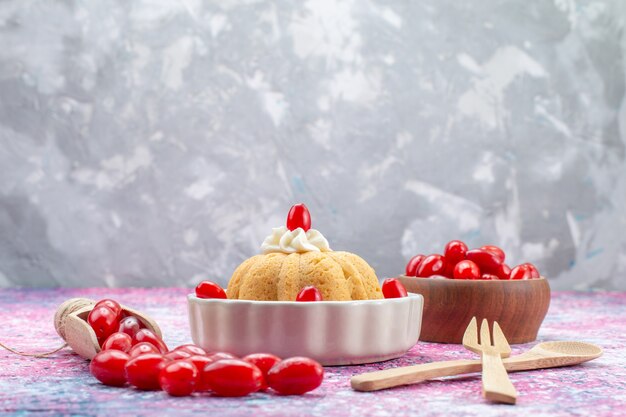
[
  {"left": 351, "top": 359, "right": 479, "bottom": 391},
  {"left": 481, "top": 350, "right": 517, "bottom": 404}
]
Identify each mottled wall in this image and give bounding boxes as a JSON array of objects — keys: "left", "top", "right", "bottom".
[{"left": 1, "top": 0, "right": 625, "bottom": 290}]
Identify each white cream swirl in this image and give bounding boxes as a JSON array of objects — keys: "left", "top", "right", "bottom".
[{"left": 261, "top": 226, "right": 331, "bottom": 254}]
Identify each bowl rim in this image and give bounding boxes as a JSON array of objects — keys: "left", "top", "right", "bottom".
[
  {"left": 398, "top": 275, "right": 547, "bottom": 282},
  {"left": 188, "top": 292, "right": 423, "bottom": 306}
]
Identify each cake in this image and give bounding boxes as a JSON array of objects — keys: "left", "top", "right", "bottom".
[{"left": 226, "top": 204, "right": 383, "bottom": 301}]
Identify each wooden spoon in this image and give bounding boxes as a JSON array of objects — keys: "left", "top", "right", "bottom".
[
  {"left": 351, "top": 341, "right": 602, "bottom": 392},
  {"left": 54, "top": 298, "right": 162, "bottom": 360}
]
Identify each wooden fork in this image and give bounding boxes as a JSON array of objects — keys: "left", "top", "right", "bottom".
[{"left": 463, "top": 317, "right": 517, "bottom": 404}]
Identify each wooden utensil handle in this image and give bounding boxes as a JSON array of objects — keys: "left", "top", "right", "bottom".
[
  {"left": 481, "top": 352, "right": 517, "bottom": 404},
  {"left": 350, "top": 359, "right": 480, "bottom": 392}
]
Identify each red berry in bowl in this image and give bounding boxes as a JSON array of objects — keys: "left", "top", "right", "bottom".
[
  {"left": 523, "top": 263, "right": 540, "bottom": 278},
  {"left": 243, "top": 353, "right": 282, "bottom": 390},
  {"left": 453, "top": 260, "right": 481, "bottom": 280},
  {"left": 416, "top": 254, "right": 446, "bottom": 277},
  {"left": 296, "top": 286, "right": 323, "bottom": 302},
  {"left": 132, "top": 329, "right": 168, "bottom": 354},
  {"left": 174, "top": 344, "right": 207, "bottom": 356},
  {"left": 444, "top": 240, "right": 468, "bottom": 265},
  {"left": 187, "top": 355, "right": 214, "bottom": 391},
  {"left": 129, "top": 342, "right": 160, "bottom": 358},
  {"left": 125, "top": 353, "right": 167, "bottom": 390},
  {"left": 494, "top": 263, "right": 511, "bottom": 280},
  {"left": 102, "top": 332, "right": 133, "bottom": 353},
  {"left": 195, "top": 281, "right": 227, "bottom": 299},
  {"left": 90, "top": 350, "right": 130, "bottom": 387},
  {"left": 88, "top": 306, "right": 120, "bottom": 342},
  {"left": 480, "top": 245, "right": 505, "bottom": 263},
  {"left": 466, "top": 249, "right": 503, "bottom": 274},
  {"left": 481, "top": 274, "right": 500, "bottom": 280},
  {"left": 159, "top": 360, "right": 198, "bottom": 397},
  {"left": 118, "top": 316, "right": 143, "bottom": 339},
  {"left": 94, "top": 299, "right": 122, "bottom": 319},
  {"left": 286, "top": 203, "right": 312, "bottom": 232},
  {"left": 382, "top": 278, "right": 408, "bottom": 298},
  {"left": 510, "top": 264, "right": 532, "bottom": 280},
  {"left": 203, "top": 359, "right": 264, "bottom": 397},
  {"left": 440, "top": 260, "right": 456, "bottom": 278},
  {"left": 267, "top": 357, "right": 324, "bottom": 395},
  {"left": 405, "top": 254, "right": 424, "bottom": 277}
]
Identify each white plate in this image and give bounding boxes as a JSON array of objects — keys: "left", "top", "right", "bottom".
[{"left": 187, "top": 293, "right": 423, "bottom": 366}]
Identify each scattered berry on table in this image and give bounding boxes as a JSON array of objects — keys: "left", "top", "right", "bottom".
[
  {"left": 125, "top": 353, "right": 167, "bottom": 390},
  {"left": 90, "top": 350, "right": 130, "bottom": 387},
  {"left": 243, "top": 353, "right": 282, "bottom": 390},
  {"left": 174, "top": 344, "right": 207, "bottom": 356},
  {"left": 88, "top": 306, "right": 120, "bottom": 343},
  {"left": 203, "top": 359, "right": 263, "bottom": 397},
  {"left": 267, "top": 357, "right": 324, "bottom": 395},
  {"left": 118, "top": 316, "right": 143, "bottom": 339},
  {"left": 102, "top": 332, "right": 133, "bottom": 353},
  {"left": 159, "top": 360, "right": 198, "bottom": 397},
  {"left": 129, "top": 342, "right": 160, "bottom": 358},
  {"left": 133, "top": 329, "right": 168, "bottom": 353}
]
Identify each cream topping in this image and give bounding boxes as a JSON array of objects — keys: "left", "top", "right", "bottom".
[{"left": 261, "top": 226, "right": 331, "bottom": 254}]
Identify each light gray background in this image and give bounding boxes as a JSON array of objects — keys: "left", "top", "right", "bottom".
[{"left": 1, "top": 0, "right": 625, "bottom": 290}]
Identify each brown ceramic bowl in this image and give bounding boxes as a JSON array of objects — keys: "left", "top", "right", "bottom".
[{"left": 398, "top": 276, "right": 550, "bottom": 344}]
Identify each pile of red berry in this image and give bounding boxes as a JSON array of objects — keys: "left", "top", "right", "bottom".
[
  {"left": 87, "top": 298, "right": 324, "bottom": 397},
  {"left": 405, "top": 241, "right": 541, "bottom": 280}
]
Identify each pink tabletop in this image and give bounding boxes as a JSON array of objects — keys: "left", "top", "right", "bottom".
[{"left": 0, "top": 288, "right": 624, "bottom": 417}]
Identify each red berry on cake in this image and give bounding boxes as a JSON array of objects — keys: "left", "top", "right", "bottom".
[
  {"left": 382, "top": 278, "right": 408, "bottom": 298},
  {"left": 286, "top": 203, "right": 312, "bottom": 232},
  {"left": 195, "top": 280, "right": 227, "bottom": 299},
  {"left": 296, "top": 286, "right": 323, "bottom": 302}
]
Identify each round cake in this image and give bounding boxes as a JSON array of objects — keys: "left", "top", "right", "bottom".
[{"left": 226, "top": 205, "right": 383, "bottom": 301}]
